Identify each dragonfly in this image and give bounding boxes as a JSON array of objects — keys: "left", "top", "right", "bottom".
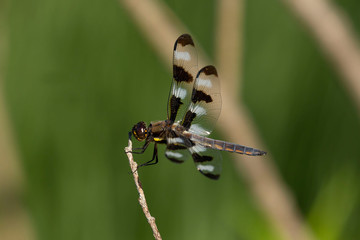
[{"left": 130, "top": 34, "right": 266, "bottom": 180}]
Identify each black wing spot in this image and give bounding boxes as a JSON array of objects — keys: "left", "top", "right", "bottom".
[
  {"left": 198, "top": 170, "right": 220, "bottom": 180},
  {"left": 192, "top": 153, "right": 213, "bottom": 163},
  {"left": 192, "top": 89, "right": 212, "bottom": 103},
  {"left": 201, "top": 65, "right": 218, "bottom": 76},
  {"left": 173, "top": 65, "right": 193, "bottom": 83},
  {"left": 167, "top": 157, "right": 185, "bottom": 163},
  {"left": 182, "top": 110, "right": 196, "bottom": 129},
  {"left": 169, "top": 95, "right": 183, "bottom": 122},
  {"left": 175, "top": 34, "right": 195, "bottom": 48},
  {"left": 167, "top": 144, "right": 187, "bottom": 150}
]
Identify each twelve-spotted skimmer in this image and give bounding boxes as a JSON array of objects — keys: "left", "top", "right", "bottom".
[{"left": 131, "top": 34, "right": 266, "bottom": 179}]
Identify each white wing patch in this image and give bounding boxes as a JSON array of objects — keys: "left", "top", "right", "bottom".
[
  {"left": 188, "top": 144, "right": 207, "bottom": 154},
  {"left": 165, "top": 151, "right": 183, "bottom": 158},
  {"left": 174, "top": 51, "right": 191, "bottom": 61},
  {"left": 167, "top": 137, "right": 184, "bottom": 145},
  {"left": 196, "top": 78, "right": 212, "bottom": 88},
  {"left": 173, "top": 86, "right": 187, "bottom": 99},
  {"left": 190, "top": 105, "right": 206, "bottom": 117},
  {"left": 197, "top": 164, "right": 215, "bottom": 172},
  {"left": 189, "top": 124, "right": 211, "bottom": 136}
]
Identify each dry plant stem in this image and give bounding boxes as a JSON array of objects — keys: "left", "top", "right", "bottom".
[
  {"left": 120, "top": 0, "right": 209, "bottom": 68},
  {"left": 119, "top": 0, "right": 315, "bottom": 239},
  {"left": 215, "top": 0, "right": 243, "bottom": 99},
  {"left": 215, "top": 1, "right": 314, "bottom": 239},
  {"left": 218, "top": 98, "right": 315, "bottom": 240},
  {"left": 0, "top": 2, "right": 35, "bottom": 239},
  {"left": 283, "top": 0, "right": 360, "bottom": 117},
  {"left": 125, "top": 139, "right": 162, "bottom": 240},
  {"left": 216, "top": 0, "right": 312, "bottom": 240},
  {"left": 120, "top": 0, "right": 186, "bottom": 70}
]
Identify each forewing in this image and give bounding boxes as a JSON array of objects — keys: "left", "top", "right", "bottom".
[
  {"left": 167, "top": 34, "right": 198, "bottom": 123},
  {"left": 181, "top": 65, "right": 222, "bottom": 136},
  {"left": 189, "top": 143, "right": 222, "bottom": 180}
]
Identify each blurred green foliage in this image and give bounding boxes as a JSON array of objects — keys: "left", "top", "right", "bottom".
[{"left": 3, "top": 0, "right": 360, "bottom": 239}]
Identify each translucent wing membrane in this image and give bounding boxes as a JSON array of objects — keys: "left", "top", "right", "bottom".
[
  {"left": 189, "top": 143, "right": 222, "bottom": 180},
  {"left": 181, "top": 65, "right": 222, "bottom": 136},
  {"left": 167, "top": 34, "right": 198, "bottom": 123}
]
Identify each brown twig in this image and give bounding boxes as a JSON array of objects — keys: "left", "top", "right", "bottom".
[
  {"left": 283, "top": 0, "right": 360, "bottom": 118},
  {"left": 124, "top": 137, "right": 162, "bottom": 240}
]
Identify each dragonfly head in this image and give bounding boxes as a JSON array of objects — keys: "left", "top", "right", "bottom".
[{"left": 132, "top": 121, "right": 148, "bottom": 141}]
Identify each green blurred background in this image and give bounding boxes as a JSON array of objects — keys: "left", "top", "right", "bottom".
[{"left": 1, "top": 0, "right": 360, "bottom": 239}]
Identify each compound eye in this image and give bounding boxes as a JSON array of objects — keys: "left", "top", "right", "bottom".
[{"left": 132, "top": 122, "right": 148, "bottom": 141}]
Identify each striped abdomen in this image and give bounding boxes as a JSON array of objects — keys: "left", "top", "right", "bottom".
[{"left": 190, "top": 134, "right": 266, "bottom": 156}]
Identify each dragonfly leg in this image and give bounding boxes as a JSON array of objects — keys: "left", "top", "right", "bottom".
[
  {"left": 138, "top": 143, "right": 159, "bottom": 168},
  {"left": 127, "top": 140, "right": 150, "bottom": 154}
]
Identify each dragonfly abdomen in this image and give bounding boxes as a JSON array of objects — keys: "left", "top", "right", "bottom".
[{"left": 191, "top": 134, "right": 266, "bottom": 156}]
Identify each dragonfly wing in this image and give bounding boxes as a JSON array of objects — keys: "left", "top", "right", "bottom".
[
  {"left": 189, "top": 143, "right": 222, "bottom": 180},
  {"left": 181, "top": 65, "right": 222, "bottom": 136},
  {"left": 164, "top": 135, "right": 192, "bottom": 163},
  {"left": 167, "top": 34, "right": 198, "bottom": 123}
]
